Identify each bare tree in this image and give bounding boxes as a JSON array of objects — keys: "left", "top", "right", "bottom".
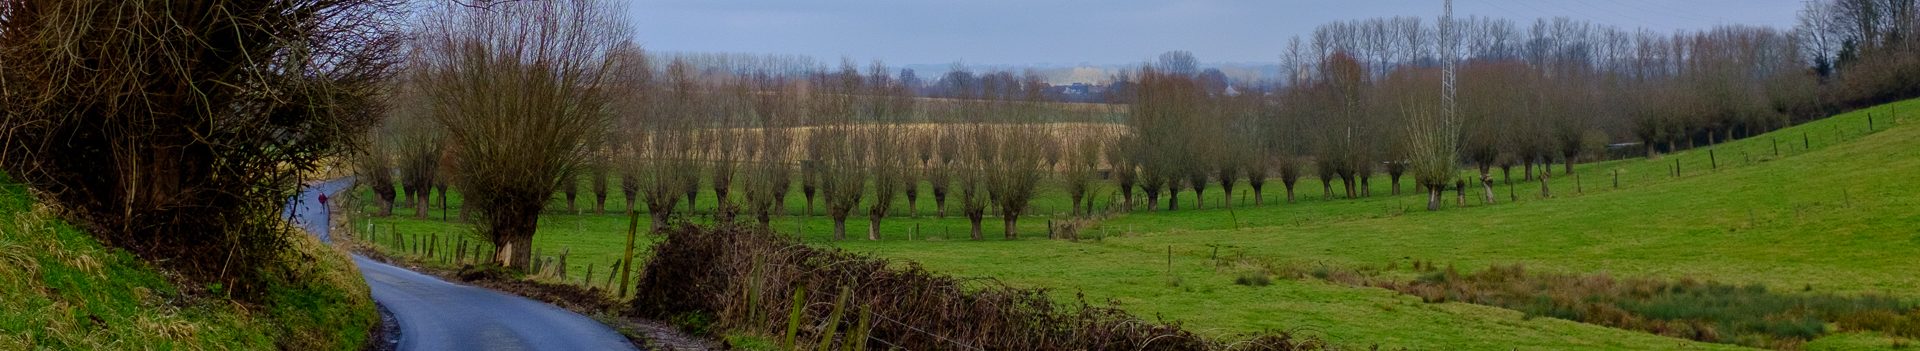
[
  {"left": 627, "top": 56, "right": 703, "bottom": 233},
  {"left": 744, "top": 73, "right": 800, "bottom": 227},
  {"left": 0, "top": 0, "right": 401, "bottom": 291},
  {"left": 929, "top": 129, "right": 957, "bottom": 217},
  {"left": 862, "top": 61, "right": 913, "bottom": 240},
  {"left": 1063, "top": 129, "right": 1102, "bottom": 217},
  {"left": 986, "top": 72, "right": 1054, "bottom": 239},
  {"left": 1109, "top": 134, "right": 1141, "bottom": 211},
  {"left": 412, "top": 0, "right": 630, "bottom": 269},
  {"left": 590, "top": 146, "right": 611, "bottom": 215},
  {"left": 817, "top": 60, "right": 867, "bottom": 240},
  {"left": 954, "top": 123, "right": 992, "bottom": 240},
  {"left": 357, "top": 123, "right": 401, "bottom": 217}
]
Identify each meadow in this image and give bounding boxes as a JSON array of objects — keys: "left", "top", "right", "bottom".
[{"left": 349, "top": 99, "right": 1919, "bottom": 350}]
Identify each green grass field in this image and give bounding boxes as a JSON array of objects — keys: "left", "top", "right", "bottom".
[
  {"left": 351, "top": 99, "right": 1919, "bottom": 350},
  {"left": 0, "top": 177, "right": 377, "bottom": 350}
]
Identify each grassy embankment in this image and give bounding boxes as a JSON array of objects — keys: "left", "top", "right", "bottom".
[
  {"left": 352, "top": 99, "right": 1917, "bottom": 349},
  {"left": 0, "top": 177, "right": 377, "bottom": 350}
]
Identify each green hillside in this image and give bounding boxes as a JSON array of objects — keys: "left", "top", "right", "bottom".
[{"left": 0, "top": 177, "right": 376, "bottom": 350}]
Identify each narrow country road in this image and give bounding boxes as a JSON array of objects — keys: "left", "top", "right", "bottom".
[{"left": 289, "top": 177, "right": 638, "bottom": 351}]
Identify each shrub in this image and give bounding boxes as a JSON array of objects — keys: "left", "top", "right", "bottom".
[
  {"left": 1234, "top": 272, "right": 1273, "bottom": 287},
  {"left": 0, "top": 0, "right": 400, "bottom": 296},
  {"left": 630, "top": 224, "right": 1329, "bottom": 350}
]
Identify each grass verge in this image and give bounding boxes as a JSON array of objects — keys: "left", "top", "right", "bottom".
[{"left": 0, "top": 177, "right": 376, "bottom": 350}]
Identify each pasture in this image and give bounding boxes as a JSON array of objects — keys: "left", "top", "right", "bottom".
[{"left": 349, "top": 99, "right": 1918, "bottom": 350}]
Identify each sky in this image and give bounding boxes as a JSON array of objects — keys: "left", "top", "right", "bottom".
[{"left": 626, "top": 0, "right": 1806, "bottom": 66}]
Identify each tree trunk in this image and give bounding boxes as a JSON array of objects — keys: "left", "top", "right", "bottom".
[
  {"left": 1455, "top": 181, "right": 1466, "bottom": 206},
  {"left": 1070, "top": 194, "right": 1085, "bottom": 216},
  {"left": 1564, "top": 157, "right": 1575, "bottom": 175},
  {"left": 650, "top": 210, "right": 669, "bottom": 233},
  {"left": 868, "top": 215, "right": 882, "bottom": 241},
  {"left": 1285, "top": 183, "right": 1296, "bottom": 203},
  {"left": 1390, "top": 174, "right": 1402, "bottom": 195},
  {"left": 803, "top": 192, "right": 816, "bottom": 217},
  {"left": 1342, "top": 175, "right": 1356, "bottom": 199},
  {"left": 1004, "top": 216, "right": 1019, "bottom": 240},
  {"left": 1360, "top": 175, "right": 1371, "bottom": 197},
  {"left": 1145, "top": 191, "right": 1160, "bottom": 211},
  {"left": 1427, "top": 188, "right": 1442, "bottom": 211},
  {"left": 684, "top": 190, "right": 698, "bottom": 213},
  {"left": 1480, "top": 170, "right": 1497, "bottom": 204},
  {"left": 565, "top": 190, "right": 577, "bottom": 213},
  {"left": 595, "top": 192, "right": 607, "bottom": 215},
  {"left": 712, "top": 183, "right": 731, "bottom": 223},
  {"left": 490, "top": 211, "right": 539, "bottom": 270},
  {"left": 773, "top": 192, "right": 790, "bottom": 218},
  {"left": 1250, "top": 182, "right": 1264, "bottom": 206},
  {"left": 1522, "top": 162, "right": 1533, "bottom": 182},
  {"left": 1539, "top": 170, "right": 1551, "bottom": 198},
  {"left": 623, "top": 192, "right": 636, "bottom": 213},
  {"left": 832, "top": 216, "right": 847, "bottom": 241},
  {"left": 906, "top": 191, "right": 919, "bottom": 218},
  {"left": 969, "top": 213, "right": 984, "bottom": 241},
  {"left": 935, "top": 193, "right": 947, "bottom": 218},
  {"left": 415, "top": 192, "right": 430, "bottom": 219}
]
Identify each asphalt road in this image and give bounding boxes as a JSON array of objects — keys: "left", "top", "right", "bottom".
[{"left": 290, "top": 178, "right": 638, "bottom": 351}]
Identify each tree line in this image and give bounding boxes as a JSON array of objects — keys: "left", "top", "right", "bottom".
[{"left": 359, "top": 0, "right": 1920, "bottom": 271}]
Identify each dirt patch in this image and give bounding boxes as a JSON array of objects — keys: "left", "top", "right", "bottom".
[{"left": 361, "top": 303, "right": 399, "bottom": 351}]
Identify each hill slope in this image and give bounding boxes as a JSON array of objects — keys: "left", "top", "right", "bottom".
[{"left": 0, "top": 177, "right": 376, "bottom": 350}]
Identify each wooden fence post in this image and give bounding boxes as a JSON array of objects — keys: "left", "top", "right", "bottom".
[
  {"left": 557, "top": 247, "right": 569, "bottom": 278},
  {"left": 619, "top": 210, "right": 640, "bottom": 298}
]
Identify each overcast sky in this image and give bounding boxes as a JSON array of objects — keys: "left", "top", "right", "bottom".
[{"left": 626, "top": 0, "right": 1805, "bottom": 66}]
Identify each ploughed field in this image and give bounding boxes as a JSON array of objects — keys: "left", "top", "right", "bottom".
[{"left": 352, "top": 99, "right": 1920, "bottom": 350}]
